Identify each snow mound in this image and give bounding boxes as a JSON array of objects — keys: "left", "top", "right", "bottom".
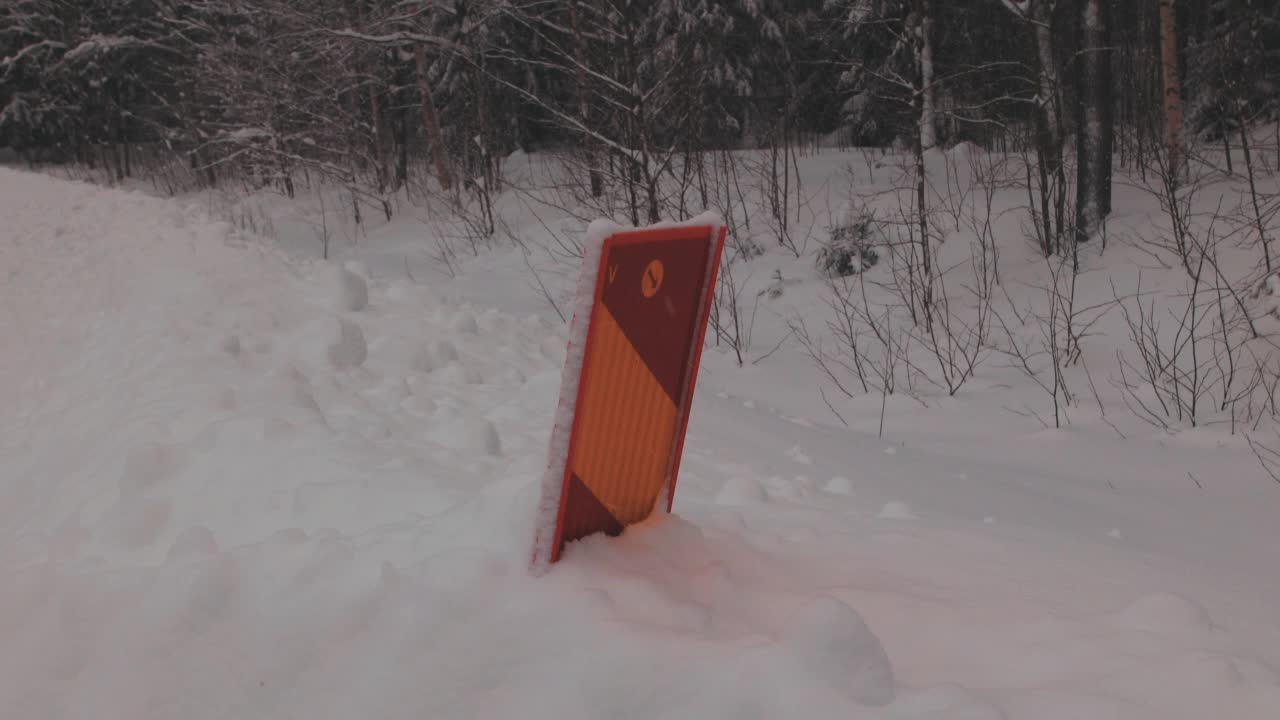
[
  {"left": 451, "top": 309, "right": 480, "bottom": 334},
  {"left": 890, "top": 685, "right": 1006, "bottom": 720},
  {"left": 781, "top": 595, "right": 895, "bottom": 707},
  {"left": 825, "top": 476, "right": 855, "bottom": 495},
  {"left": 878, "top": 501, "right": 917, "bottom": 520},
  {"left": 322, "top": 262, "right": 369, "bottom": 312},
  {"left": 100, "top": 496, "right": 171, "bottom": 548},
  {"left": 167, "top": 526, "right": 219, "bottom": 560},
  {"left": 1000, "top": 692, "right": 1133, "bottom": 720},
  {"left": 469, "top": 417, "right": 504, "bottom": 457},
  {"left": 436, "top": 361, "right": 485, "bottom": 385},
  {"left": 434, "top": 339, "right": 461, "bottom": 364},
  {"left": 295, "top": 315, "right": 367, "bottom": 368},
  {"left": 118, "top": 443, "right": 186, "bottom": 498},
  {"left": 3, "top": 161, "right": 1280, "bottom": 720},
  {"left": 716, "top": 476, "right": 768, "bottom": 505},
  {"left": 591, "top": 574, "right": 713, "bottom": 633},
  {"left": 786, "top": 445, "right": 814, "bottom": 465},
  {"left": 946, "top": 141, "right": 982, "bottom": 160},
  {"left": 412, "top": 339, "right": 462, "bottom": 373},
  {"left": 1115, "top": 591, "right": 1214, "bottom": 633},
  {"left": 435, "top": 416, "right": 503, "bottom": 456}
]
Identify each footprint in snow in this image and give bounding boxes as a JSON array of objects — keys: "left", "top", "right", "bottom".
[
  {"left": 877, "top": 501, "right": 917, "bottom": 520},
  {"left": 824, "top": 476, "right": 855, "bottom": 495},
  {"left": 451, "top": 310, "right": 479, "bottom": 334},
  {"left": 786, "top": 446, "right": 813, "bottom": 465},
  {"left": 715, "top": 477, "right": 769, "bottom": 506},
  {"left": 782, "top": 595, "right": 895, "bottom": 706},
  {"left": 1114, "top": 591, "right": 1214, "bottom": 633},
  {"left": 167, "top": 526, "right": 218, "bottom": 561}
]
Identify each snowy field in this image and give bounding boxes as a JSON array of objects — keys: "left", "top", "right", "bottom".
[{"left": 3, "top": 153, "right": 1280, "bottom": 718}]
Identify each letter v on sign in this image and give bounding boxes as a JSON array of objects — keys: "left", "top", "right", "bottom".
[{"left": 532, "top": 222, "right": 726, "bottom": 567}]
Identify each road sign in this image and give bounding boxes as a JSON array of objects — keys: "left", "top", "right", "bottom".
[{"left": 532, "top": 222, "right": 726, "bottom": 567}]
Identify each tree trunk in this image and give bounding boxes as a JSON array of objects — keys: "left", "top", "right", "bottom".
[
  {"left": 1159, "top": 0, "right": 1182, "bottom": 177},
  {"left": 912, "top": 0, "right": 933, "bottom": 322},
  {"left": 567, "top": 0, "right": 603, "bottom": 198},
  {"left": 1024, "top": 1, "right": 1064, "bottom": 180},
  {"left": 111, "top": 140, "right": 124, "bottom": 182},
  {"left": 120, "top": 116, "right": 132, "bottom": 179},
  {"left": 1238, "top": 112, "right": 1272, "bottom": 272},
  {"left": 415, "top": 44, "right": 453, "bottom": 192},
  {"left": 997, "top": 1, "right": 1061, "bottom": 171},
  {"left": 914, "top": 0, "right": 937, "bottom": 151},
  {"left": 395, "top": 71, "right": 410, "bottom": 188},
  {"left": 362, "top": 23, "right": 389, "bottom": 192},
  {"left": 1100, "top": 36, "right": 1113, "bottom": 221},
  {"left": 351, "top": 0, "right": 386, "bottom": 189},
  {"left": 1222, "top": 128, "right": 1233, "bottom": 175},
  {"left": 1033, "top": 11, "right": 1061, "bottom": 173},
  {"left": 994, "top": 1, "right": 1067, "bottom": 247},
  {"left": 1076, "top": 0, "right": 1114, "bottom": 244}
]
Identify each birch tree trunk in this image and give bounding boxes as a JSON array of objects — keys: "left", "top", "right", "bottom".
[
  {"left": 415, "top": 44, "right": 453, "bottom": 192},
  {"left": 1075, "top": 0, "right": 1113, "bottom": 244},
  {"left": 997, "top": 1, "right": 1062, "bottom": 168},
  {"left": 915, "top": 0, "right": 938, "bottom": 151},
  {"left": 1032, "top": 2, "right": 1062, "bottom": 174},
  {"left": 912, "top": 0, "right": 935, "bottom": 323},
  {"left": 999, "top": 1, "right": 1067, "bottom": 252}
]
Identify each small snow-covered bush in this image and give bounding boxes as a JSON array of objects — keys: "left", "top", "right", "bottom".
[
  {"left": 817, "top": 203, "right": 881, "bottom": 277},
  {"left": 730, "top": 233, "right": 766, "bottom": 262}
]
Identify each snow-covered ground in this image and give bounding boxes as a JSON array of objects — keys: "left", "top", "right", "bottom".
[{"left": 3, "top": 157, "right": 1280, "bottom": 719}]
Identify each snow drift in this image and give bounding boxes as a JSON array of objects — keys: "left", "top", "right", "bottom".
[{"left": 2, "top": 167, "right": 1279, "bottom": 719}]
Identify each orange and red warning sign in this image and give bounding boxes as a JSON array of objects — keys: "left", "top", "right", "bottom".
[{"left": 532, "top": 222, "right": 726, "bottom": 567}]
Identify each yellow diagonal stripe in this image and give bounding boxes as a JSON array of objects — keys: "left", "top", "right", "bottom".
[{"left": 571, "top": 306, "right": 679, "bottom": 525}]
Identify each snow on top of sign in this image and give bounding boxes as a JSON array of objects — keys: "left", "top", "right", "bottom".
[{"left": 582, "top": 211, "right": 725, "bottom": 238}]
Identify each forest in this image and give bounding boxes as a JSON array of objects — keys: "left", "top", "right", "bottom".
[
  {"left": 3, "top": 1, "right": 1278, "bottom": 243},
  {"left": 7, "top": 1, "right": 1280, "bottom": 447}
]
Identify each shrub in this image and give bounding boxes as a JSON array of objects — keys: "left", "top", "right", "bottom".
[{"left": 817, "top": 204, "right": 881, "bottom": 277}]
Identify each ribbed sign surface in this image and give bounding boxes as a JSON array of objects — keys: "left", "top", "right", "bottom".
[{"left": 539, "top": 223, "right": 725, "bottom": 565}]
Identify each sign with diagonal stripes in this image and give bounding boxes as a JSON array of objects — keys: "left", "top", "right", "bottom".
[{"left": 532, "top": 222, "right": 726, "bottom": 567}]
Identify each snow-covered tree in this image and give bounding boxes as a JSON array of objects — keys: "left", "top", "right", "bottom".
[{"left": 0, "top": 0, "right": 1268, "bottom": 237}]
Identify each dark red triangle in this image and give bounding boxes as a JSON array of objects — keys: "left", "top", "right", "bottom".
[
  {"left": 601, "top": 235, "right": 712, "bottom": 405},
  {"left": 560, "top": 472, "right": 625, "bottom": 549}
]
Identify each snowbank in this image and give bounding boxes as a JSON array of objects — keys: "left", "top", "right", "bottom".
[{"left": 2, "top": 168, "right": 1278, "bottom": 719}]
